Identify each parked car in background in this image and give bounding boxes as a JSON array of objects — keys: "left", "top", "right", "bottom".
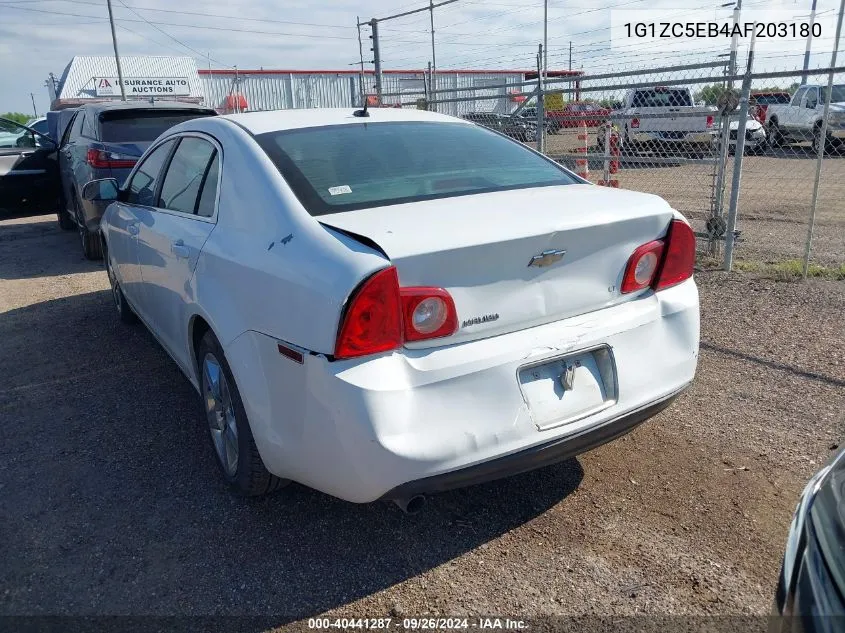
[
  {"left": 461, "top": 112, "right": 537, "bottom": 142},
  {"left": 58, "top": 101, "right": 216, "bottom": 259},
  {"left": 766, "top": 84, "right": 845, "bottom": 154},
  {"left": 547, "top": 101, "right": 611, "bottom": 131},
  {"left": 726, "top": 115, "right": 767, "bottom": 155},
  {"left": 25, "top": 117, "right": 50, "bottom": 139},
  {"left": 771, "top": 446, "right": 845, "bottom": 631},
  {"left": 90, "top": 108, "right": 699, "bottom": 508},
  {"left": 606, "top": 87, "right": 715, "bottom": 156},
  {"left": 513, "top": 107, "right": 553, "bottom": 133},
  {"left": 0, "top": 117, "right": 59, "bottom": 216},
  {"left": 750, "top": 91, "right": 791, "bottom": 126}
]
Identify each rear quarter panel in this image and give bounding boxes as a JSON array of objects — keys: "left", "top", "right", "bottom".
[{"left": 187, "top": 119, "right": 388, "bottom": 356}]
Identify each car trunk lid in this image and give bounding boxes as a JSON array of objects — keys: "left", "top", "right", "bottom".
[{"left": 320, "top": 184, "right": 675, "bottom": 348}]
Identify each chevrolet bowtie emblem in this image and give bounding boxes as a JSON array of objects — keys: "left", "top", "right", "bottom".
[{"left": 528, "top": 249, "right": 566, "bottom": 268}]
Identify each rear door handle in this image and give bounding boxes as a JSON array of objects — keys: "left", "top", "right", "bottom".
[
  {"left": 127, "top": 223, "right": 139, "bottom": 236},
  {"left": 171, "top": 239, "right": 190, "bottom": 259}
]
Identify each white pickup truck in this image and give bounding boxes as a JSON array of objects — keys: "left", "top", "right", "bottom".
[
  {"left": 598, "top": 86, "right": 715, "bottom": 156},
  {"left": 766, "top": 84, "right": 845, "bottom": 153}
]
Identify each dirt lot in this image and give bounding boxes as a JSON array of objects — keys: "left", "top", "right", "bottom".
[
  {"left": 547, "top": 128, "right": 845, "bottom": 267},
  {"left": 1, "top": 212, "right": 843, "bottom": 628}
]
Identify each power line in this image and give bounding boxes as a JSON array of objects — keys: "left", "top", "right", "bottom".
[{"left": 113, "top": 0, "right": 233, "bottom": 67}]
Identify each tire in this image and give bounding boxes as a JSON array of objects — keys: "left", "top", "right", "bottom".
[
  {"left": 197, "top": 331, "right": 289, "bottom": 497},
  {"left": 768, "top": 119, "right": 783, "bottom": 148},
  {"left": 73, "top": 192, "right": 103, "bottom": 260},
  {"left": 105, "top": 251, "right": 137, "bottom": 325},
  {"left": 812, "top": 123, "right": 831, "bottom": 156},
  {"left": 57, "top": 208, "right": 75, "bottom": 231}
]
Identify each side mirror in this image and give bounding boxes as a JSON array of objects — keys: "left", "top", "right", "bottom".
[{"left": 82, "top": 178, "right": 120, "bottom": 202}]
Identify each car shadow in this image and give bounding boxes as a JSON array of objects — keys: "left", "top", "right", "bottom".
[
  {"left": 0, "top": 288, "right": 584, "bottom": 623},
  {"left": 0, "top": 214, "right": 101, "bottom": 280}
]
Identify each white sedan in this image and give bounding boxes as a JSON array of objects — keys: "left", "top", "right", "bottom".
[{"left": 84, "top": 107, "right": 700, "bottom": 510}]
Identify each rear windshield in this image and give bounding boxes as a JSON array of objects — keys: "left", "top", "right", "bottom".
[
  {"left": 256, "top": 121, "right": 578, "bottom": 216},
  {"left": 99, "top": 110, "right": 214, "bottom": 142},
  {"left": 631, "top": 89, "right": 693, "bottom": 108},
  {"left": 752, "top": 93, "right": 791, "bottom": 104}
]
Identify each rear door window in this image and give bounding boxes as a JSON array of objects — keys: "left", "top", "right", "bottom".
[
  {"left": 125, "top": 139, "right": 176, "bottom": 206},
  {"left": 158, "top": 137, "right": 217, "bottom": 215},
  {"left": 68, "top": 112, "right": 85, "bottom": 140},
  {"left": 99, "top": 110, "right": 214, "bottom": 143}
]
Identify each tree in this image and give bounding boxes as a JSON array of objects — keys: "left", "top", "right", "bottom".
[
  {"left": 694, "top": 84, "right": 730, "bottom": 106},
  {"left": 0, "top": 112, "right": 30, "bottom": 124}
]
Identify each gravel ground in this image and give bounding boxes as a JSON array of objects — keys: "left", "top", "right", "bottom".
[{"left": 1, "top": 213, "right": 843, "bottom": 628}]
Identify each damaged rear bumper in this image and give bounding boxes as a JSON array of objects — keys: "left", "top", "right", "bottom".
[
  {"left": 379, "top": 387, "right": 684, "bottom": 500},
  {"left": 225, "top": 279, "right": 699, "bottom": 503}
]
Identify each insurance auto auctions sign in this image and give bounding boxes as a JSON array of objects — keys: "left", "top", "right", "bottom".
[{"left": 94, "top": 77, "right": 191, "bottom": 97}]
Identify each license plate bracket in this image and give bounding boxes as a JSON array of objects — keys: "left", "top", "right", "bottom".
[{"left": 518, "top": 345, "right": 618, "bottom": 431}]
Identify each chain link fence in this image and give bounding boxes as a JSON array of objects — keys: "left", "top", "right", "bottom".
[{"left": 393, "top": 60, "right": 845, "bottom": 277}]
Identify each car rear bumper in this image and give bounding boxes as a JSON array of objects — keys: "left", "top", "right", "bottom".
[
  {"left": 225, "top": 279, "right": 700, "bottom": 503},
  {"left": 379, "top": 387, "right": 684, "bottom": 500}
]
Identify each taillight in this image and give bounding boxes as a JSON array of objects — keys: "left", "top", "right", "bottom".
[
  {"left": 706, "top": 115, "right": 714, "bottom": 128},
  {"left": 621, "top": 240, "right": 664, "bottom": 293},
  {"left": 630, "top": 117, "right": 640, "bottom": 129},
  {"left": 86, "top": 148, "right": 137, "bottom": 169},
  {"left": 335, "top": 267, "right": 402, "bottom": 359},
  {"left": 621, "top": 220, "right": 696, "bottom": 294},
  {"left": 334, "top": 267, "right": 458, "bottom": 359},
  {"left": 654, "top": 219, "right": 696, "bottom": 290},
  {"left": 401, "top": 288, "right": 458, "bottom": 342},
  {"left": 757, "top": 104, "right": 768, "bottom": 122}
]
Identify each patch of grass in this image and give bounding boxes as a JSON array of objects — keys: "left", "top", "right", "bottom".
[{"left": 732, "top": 259, "right": 845, "bottom": 281}]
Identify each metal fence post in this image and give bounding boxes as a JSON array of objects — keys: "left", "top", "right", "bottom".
[
  {"left": 803, "top": 0, "right": 845, "bottom": 278},
  {"left": 723, "top": 39, "right": 756, "bottom": 271},
  {"left": 536, "top": 44, "right": 545, "bottom": 153},
  {"left": 601, "top": 124, "right": 611, "bottom": 185}
]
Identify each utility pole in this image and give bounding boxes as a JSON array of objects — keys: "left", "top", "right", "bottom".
[
  {"left": 356, "top": 17, "right": 366, "bottom": 104},
  {"left": 106, "top": 0, "right": 127, "bottom": 100},
  {"left": 29, "top": 93, "right": 37, "bottom": 117},
  {"left": 802, "top": 0, "right": 819, "bottom": 85},
  {"left": 543, "top": 0, "right": 548, "bottom": 81},
  {"left": 429, "top": 0, "right": 437, "bottom": 111},
  {"left": 569, "top": 41, "right": 572, "bottom": 70},
  {"left": 370, "top": 19, "right": 383, "bottom": 103}
]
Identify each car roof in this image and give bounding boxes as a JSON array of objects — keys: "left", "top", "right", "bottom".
[
  {"left": 222, "top": 107, "right": 469, "bottom": 135},
  {"left": 80, "top": 101, "right": 216, "bottom": 115}
]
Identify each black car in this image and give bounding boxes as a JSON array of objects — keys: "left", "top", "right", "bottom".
[
  {"left": 0, "top": 117, "right": 61, "bottom": 218},
  {"left": 772, "top": 447, "right": 845, "bottom": 632},
  {"left": 461, "top": 112, "right": 537, "bottom": 143},
  {"left": 57, "top": 101, "right": 216, "bottom": 259}
]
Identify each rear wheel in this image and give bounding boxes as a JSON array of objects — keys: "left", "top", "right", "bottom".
[
  {"left": 768, "top": 119, "right": 783, "bottom": 148},
  {"left": 57, "top": 208, "right": 75, "bottom": 230},
  {"left": 197, "top": 331, "right": 289, "bottom": 497},
  {"left": 812, "top": 123, "right": 832, "bottom": 155},
  {"left": 73, "top": 193, "right": 103, "bottom": 260},
  {"left": 105, "top": 251, "right": 137, "bottom": 324}
]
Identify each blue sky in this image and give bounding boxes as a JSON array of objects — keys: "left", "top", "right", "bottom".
[{"left": 1, "top": 0, "right": 842, "bottom": 114}]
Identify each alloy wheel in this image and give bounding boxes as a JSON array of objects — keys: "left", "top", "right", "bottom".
[{"left": 202, "top": 353, "right": 239, "bottom": 477}]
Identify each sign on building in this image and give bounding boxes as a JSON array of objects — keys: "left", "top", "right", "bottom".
[{"left": 94, "top": 77, "right": 191, "bottom": 97}]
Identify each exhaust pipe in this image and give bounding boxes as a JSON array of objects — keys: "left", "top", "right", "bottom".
[{"left": 393, "top": 495, "right": 426, "bottom": 514}]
